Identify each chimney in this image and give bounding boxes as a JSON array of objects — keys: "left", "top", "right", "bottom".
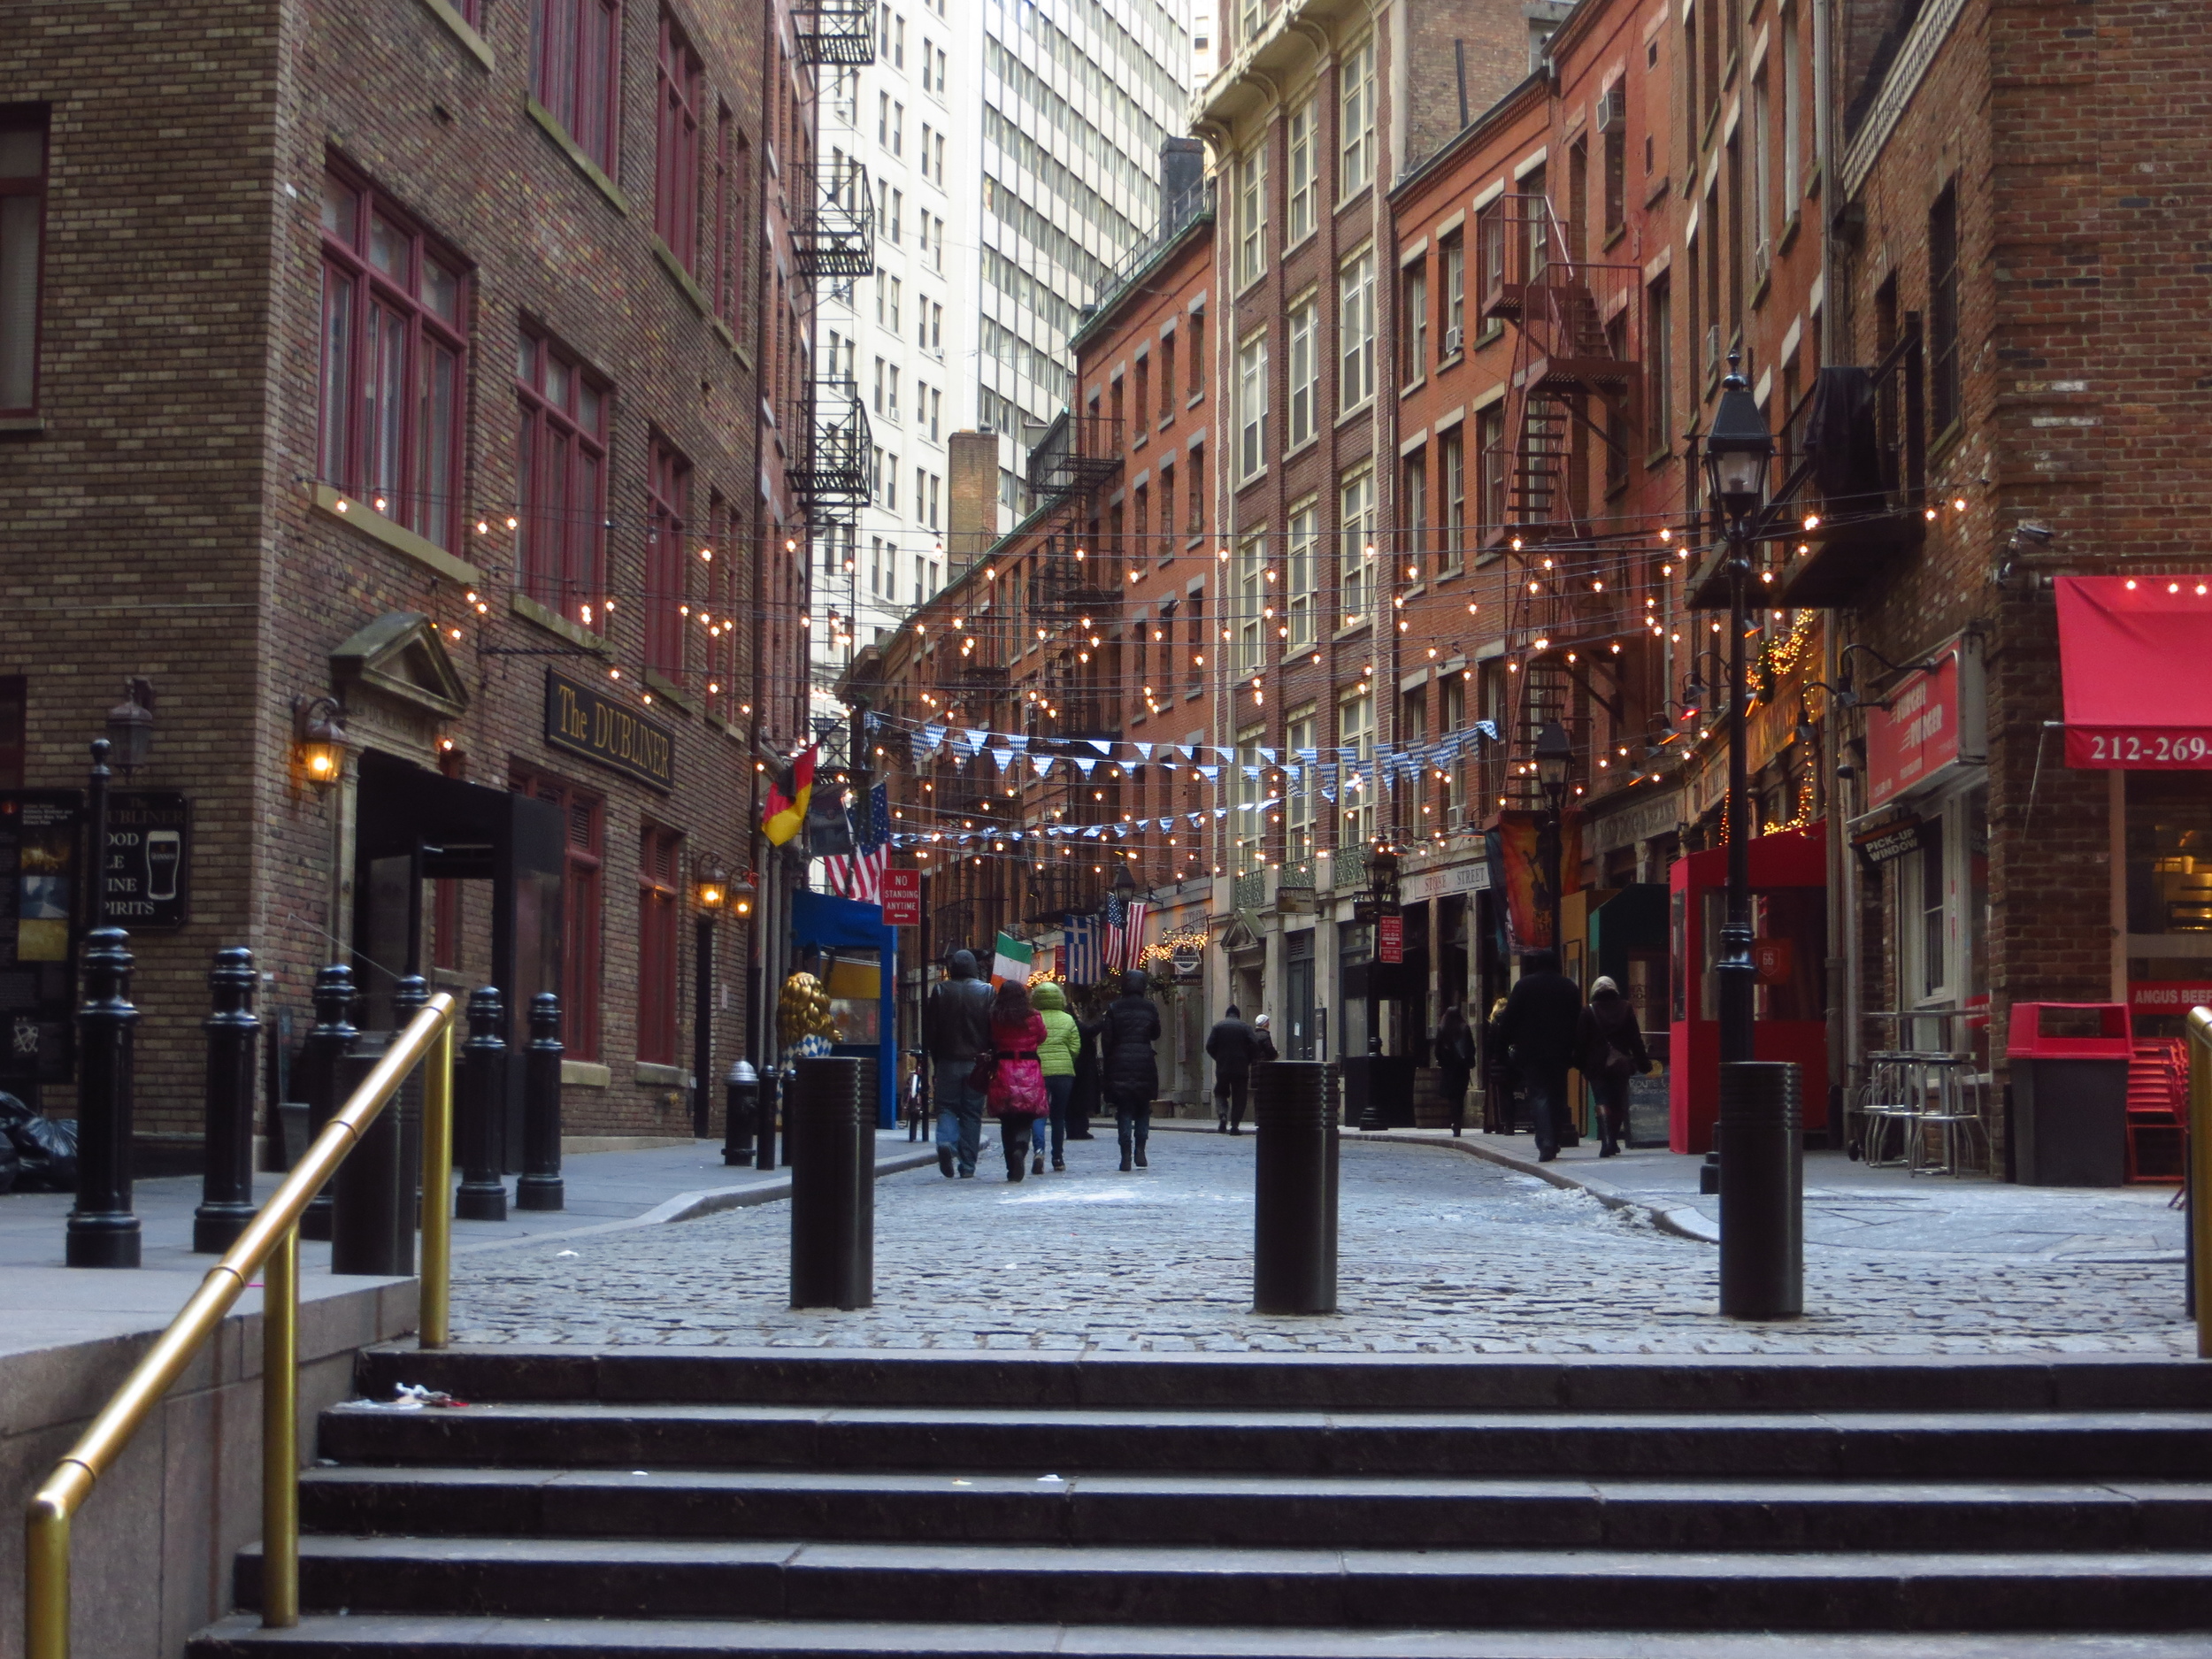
[
  {"left": 947, "top": 430, "right": 999, "bottom": 575},
  {"left": 1160, "top": 136, "right": 1204, "bottom": 224}
]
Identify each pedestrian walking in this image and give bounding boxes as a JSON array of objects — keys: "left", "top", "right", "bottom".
[
  {"left": 1576, "top": 975, "right": 1651, "bottom": 1158},
  {"left": 1491, "top": 949, "right": 1583, "bottom": 1162},
  {"left": 1031, "top": 979, "right": 1080, "bottom": 1171},
  {"left": 1482, "top": 995, "right": 1517, "bottom": 1134},
  {"left": 1068, "top": 1002, "right": 1103, "bottom": 1141},
  {"left": 1205, "top": 1002, "right": 1258, "bottom": 1134},
  {"left": 922, "top": 949, "right": 994, "bottom": 1179},
  {"left": 1434, "top": 1003, "right": 1476, "bottom": 1137},
  {"left": 1100, "top": 970, "right": 1162, "bottom": 1171},
  {"left": 1250, "top": 1012, "right": 1279, "bottom": 1065},
  {"left": 982, "top": 978, "right": 1052, "bottom": 1182}
]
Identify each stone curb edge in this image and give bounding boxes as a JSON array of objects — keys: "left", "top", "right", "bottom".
[{"left": 1356, "top": 1130, "right": 1722, "bottom": 1245}]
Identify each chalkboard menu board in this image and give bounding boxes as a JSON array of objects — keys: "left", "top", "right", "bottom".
[
  {"left": 0, "top": 791, "right": 84, "bottom": 1086},
  {"left": 1627, "top": 1070, "right": 1671, "bottom": 1149}
]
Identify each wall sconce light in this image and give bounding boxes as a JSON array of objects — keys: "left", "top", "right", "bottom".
[
  {"left": 727, "top": 869, "right": 759, "bottom": 918},
  {"left": 293, "top": 695, "right": 352, "bottom": 787},
  {"left": 105, "top": 679, "right": 156, "bottom": 774},
  {"left": 695, "top": 858, "right": 730, "bottom": 913}
]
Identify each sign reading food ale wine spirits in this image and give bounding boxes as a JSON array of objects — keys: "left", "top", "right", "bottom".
[{"left": 104, "top": 791, "right": 190, "bottom": 929}]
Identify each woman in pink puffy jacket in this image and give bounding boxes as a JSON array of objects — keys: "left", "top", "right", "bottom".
[{"left": 984, "top": 978, "right": 1052, "bottom": 1182}]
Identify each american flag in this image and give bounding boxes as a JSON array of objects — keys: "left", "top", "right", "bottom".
[
  {"left": 1063, "top": 913, "right": 1102, "bottom": 985},
  {"left": 826, "top": 782, "right": 890, "bottom": 903},
  {"left": 1102, "top": 893, "right": 1150, "bottom": 974}
]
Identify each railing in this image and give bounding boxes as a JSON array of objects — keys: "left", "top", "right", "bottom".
[
  {"left": 23, "top": 993, "right": 459, "bottom": 1659},
  {"left": 2185, "top": 1006, "right": 2212, "bottom": 1358}
]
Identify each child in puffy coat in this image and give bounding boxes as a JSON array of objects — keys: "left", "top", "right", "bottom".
[{"left": 986, "top": 978, "right": 1052, "bottom": 1182}]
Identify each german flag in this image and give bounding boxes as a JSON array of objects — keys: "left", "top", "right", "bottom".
[{"left": 761, "top": 746, "right": 816, "bottom": 846}]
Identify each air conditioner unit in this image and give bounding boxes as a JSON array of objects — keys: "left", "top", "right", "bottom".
[
  {"left": 1751, "top": 237, "right": 1772, "bottom": 287},
  {"left": 1440, "top": 325, "right": 1464, "bottom": 357},
  {"left": 1703, "top": 323, "right": 1723, "bottom": 378},
  {"left": 1594, "top": 84, "right": 1626, "bottom": 132}
]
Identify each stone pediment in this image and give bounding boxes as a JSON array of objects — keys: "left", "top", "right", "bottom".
[
  {"left": 1220, "top": 910, "right": 1264, "bottom": 954},
  {"left": 331, "top": 612, "right": 469, "bottom": 719}
]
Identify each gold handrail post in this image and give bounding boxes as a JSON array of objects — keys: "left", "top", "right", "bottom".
[
  {"left": 260, "top": 1221, "right": 300, "bottom": 1627},
  {"left": 25, "top": 1465, "right": 87, "bottom": 1659},
  {"left": 2190, "top": 1007, "right": 2212, "bottom": 1360},
  {"left": 419, "top": 1017, "right": 455, "bottom": 1349}
]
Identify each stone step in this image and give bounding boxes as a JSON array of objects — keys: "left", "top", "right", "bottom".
[
  {"left": 295, "top": 1464, "right": 2212, "bottom": 1553},
  {"left": 234, "top": 1536, "right": 2212, "bottom": 1632},
  {"left": 317, "top": 1401, "right": 2212, "bottom": 1481},
  {"left": 350, "top": 1346, "right": 2212, "bottom": 1415},
  {"left": 185, "top": 1611, "right": 2212, "bottom": 1658}
]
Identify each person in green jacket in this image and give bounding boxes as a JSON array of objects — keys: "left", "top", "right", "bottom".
[{"left": 1031, "top": 979, "right": 1082, "bottom": 1172}]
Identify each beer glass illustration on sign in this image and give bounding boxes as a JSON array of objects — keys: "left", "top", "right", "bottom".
[{"left": 144, "top": 829, "right": 181, "bottom": 902}]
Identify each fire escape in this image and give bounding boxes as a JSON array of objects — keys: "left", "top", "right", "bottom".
[
  {"left": 1479, "top": 193, "right": 1644, "bottom": 810},
  {"left": 790, "top": 150, "right": 874, "bottom": 683},
  {"left": 794, "top": 0, "right": 875, "bottom": 64}
]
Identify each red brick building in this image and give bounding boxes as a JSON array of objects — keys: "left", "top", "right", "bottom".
[{"left": 0, "top": 0, "right": 847, "bottom": 1159}]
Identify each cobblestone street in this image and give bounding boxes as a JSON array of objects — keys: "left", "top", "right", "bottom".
[{"left": 451, "top": 1132, "right": 2197, "bottom": 1356}]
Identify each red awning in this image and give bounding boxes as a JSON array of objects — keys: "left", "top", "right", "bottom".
[{"left": 2057, "top": 575, "right": 2212, "bottom": 767}]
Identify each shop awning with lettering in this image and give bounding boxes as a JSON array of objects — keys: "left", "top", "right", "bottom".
[{"left": 2057, "top": 576, "right": 2212, "bottom": 768}]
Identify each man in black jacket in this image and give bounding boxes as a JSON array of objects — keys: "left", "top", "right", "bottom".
[
  {"left": 1099, "top": 971, "right": 1162, "bottom": 1171},
  {"left": 922, "top": 949, "right": 994, "bottom": 1178},
  {"left": 1492, "top": 948, "right": 1583, "bottom": 1162},
  {"left": 1205, "top": 1003, "right": 1257, "bottom": 1134}
]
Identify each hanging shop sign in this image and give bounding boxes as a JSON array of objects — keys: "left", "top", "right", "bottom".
[
  {"left": 544, "top": 669, "right": 676, "bottom": 791},
  {"left": 1587, "top": 788, "right": 1686, "bottom": 856},
  {"left": 1397, "top": 856, "right": 1493, "bottom": 903},
  {"left": 0, "top": 791, "right": 84, "bottom": 1085},
  {"left": 880, "top": 867, "right": 921, "bottom": 927},
  {"left": 103, "top": 791, "right": 190, "bottom": 929},
  {"left": 2128, "top": 981, "right": 2212, "bottom": 1018},
  {"left": 1852, "top": 814, "right": 1926, "bottom": 868},
  {"left": 1864, "top": 638, "right": 1986, "bottom": 810}
]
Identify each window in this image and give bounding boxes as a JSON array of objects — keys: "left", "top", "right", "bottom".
[
  {"left": 1237, "top": 330, "right": 1268, "bottom": 480},
  {"left": 1187, "top": 442, "right": 1205, "bottom": 532},
  {"left": 655, "top": 15, "right": 703, "bottom": 270},
  {"left": 1520, "top": 163, "right": 1548, "bottom": 286},
  {"left": 894, "top": 13, "right": 904, "bottom": 65},
  {"left": 645, "top": 438, "right": 691, "bottom": 679},
  {"left": 514, "top": 769, "right": 603, "bottom": 1062},
  {"left": 914, "top": 465, "right": 926, "bottom": 521},
  {"left": 1286, "top": 496, "right": 1317, "bottom": 648},
  {"left": 1159, "top": 463, "right": 1175, "bottom": 547},
  {"left": 1339, "top": 468, "right": 1374, "bottom": 627},
  {"left": 1431, "top": 234, "right": 1463, "bottom": 360},
  {"left": 1233, "top": 724, "right": 1265, "bottom": 874},
  {"left": 1133, "top": 356, "right": 1150, "bottom": 441},
  {"left": 1401, "top": 258, "right": 1427, "bottom": 382},
  {"left": 1186, "top": 593, "right": 1204, "bottom": 691},
  {"left": 928, "top": 472, "right": 941, "bottom": 528},
  {"left": 1339, "top": 687, "right": 1374, "bottom": 848},
  {"left": 0, "top": 111, "right": 48, "bottom": 414},
  {"left": 1440, "top": 672, "right": 1466, "bottom": 824},
  {"left": 1287, "top": 298, "right": 1317, "bottom": 448},
  {"left": 1339, "top": 38, "right": 1376, "bottom": 196},
  {"left": 1474, "top": 197, "right": 1504, "bottom": 316},
  {"left": 516, "top": 330, "right": 610, "bottom": 624},
  {"left": 532, "top": 0, "right": 624, "bottom": 175},
  {"left": 637, "top": 826, "right": 682, "bottom": 1064},
  {"left": 1602, "top": 98, "right": 1625, "bottom": 238},
  {"left": 1152, "top": 600, "right": 1176, "bottom": 700},
  {"left": 1750, "top": 70, "right": 1771, "bottom": 274},
  {"left": 1235, "top": 145, "right": 1266, "bottom": 288},
  {"left": 1284, "top": 705, "right": 1316, "bottom": 867},
  {"left": 319, "top": 169, "right": 468, "bottom": 550},
  {"left": 1781, "top": 2, "right": 1802, "bottom": 205},
  {"left": 1159, "top": 332, "right": 1176, "bottom": 416},
  {"left": 1236, "top": 530, "right": 1266, "bottom": 674},
  {"left": 1646, "top": 275, "right": 1672, "bottom": 454},
  {"left": 878, "top": 91, "right": 889, "bottom": 144},
  {"left": 1930, "top": 182, "right": 1961, "bottom": 434},
  {"left": 892, "top": 102, "right": 904, "bottom": 156},
  {"left": 1286, "top": 97, "right": 1317, "bottom": 242},
  {"left": 1440, "top": 429, "right": 1465, "bottom": 571},
  {"left": 928, "top": 385, "right": 941, "bottom": 440},
  {"left": 711, "top": 111, "right": 744, "bottom": 327},
  {"left": 1339, "top": 248, "right": 1375, "bottom": 410},
  {"left": 1188, "top": 309, "right": 1206, "bottom": 401},
  {"left": 872, "top": 357, "right": 885, "bottom": 415},
  {"left": 1476, "top": 402, "right": 1506, "bottom": 535},
  {"left": 1401, "top": 449, "right": 1427, "bottom": 575}
]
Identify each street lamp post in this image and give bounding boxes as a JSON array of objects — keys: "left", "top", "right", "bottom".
[
  {"left": 1534, "top": 721, "right": 1572, "bottom": 958},
  {"left": 1701, "top": 353, "right": 1776, "bottom": 1069},
  {"left": 693, "top": 860, "right": 728, "bottom": 1139}
]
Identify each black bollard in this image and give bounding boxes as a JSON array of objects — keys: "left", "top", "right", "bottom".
[
  {"left": 724, "top": 1058, "right": 758, "bottom": 1164},
  {"left": 455, "top": 987, "right": 510, "bottom": 1222},
  {"left": 66, "top": 926, "right": 142, "bottom": 1268},
  {"left": 516, "top": 993, "right": 565, "bottom": 1211},
  {"left": 193, "top": 947, "right": 262, "bottom": 1253},
  {"left": 297, "top": 966, "right": 358, "bottom": 1242},
  {"left": 1717, "top": 1060, "right": 1804, "bottom": 1320},
  {"left": 333, "top": 979, "right": 420, "bottom": 1275},
  {"left": 756, "top": 1067, "right": 780, "bottom": 1171},
  {"left": 788, "top": 1056, "right": 872, "bottom": 1310},
  {"left": 1251, "top": 1061, "right": 1336, "bottom": 1314}
]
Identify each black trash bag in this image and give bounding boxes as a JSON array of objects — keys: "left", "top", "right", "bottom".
[{"left": 0, "top": 1095, "right": 78, "bottom": 1193}]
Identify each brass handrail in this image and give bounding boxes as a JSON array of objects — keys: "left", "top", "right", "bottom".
[
  {"left": 23, "top": 991, "right": 458, "bottom": 1659},
  {"left": 2188, "top": 1007, "right": 2212, "bottom": 1359}
]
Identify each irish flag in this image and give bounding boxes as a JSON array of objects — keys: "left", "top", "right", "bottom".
[{"left": 989, "top": 932, "right": 1033, "bottom": 987}]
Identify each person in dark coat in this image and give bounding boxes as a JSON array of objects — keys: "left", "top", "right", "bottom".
[
  {"left": 1434, "top": 1004, "right": 1477, "bottom": 1137},
  {"left": 1099, "top": 971, "right": 1162, "bottom": 1171},
  {"left": 1491, "top": 949, "right": 1584, "bottom": 1161},
  {"left": 1482, "top": 995, "right": 1516, "bottom": 1134},
  {"left": 922, "top": 949, "right": 995, "bottom": 1179},
  {"left": 1205, "top": 1002, "right": 1258, "bottom": 1134},
  {"left": 1576, "top": 975, "right": 1651, "bottom": 1157},
  {"left": 1068, "top": 1008, "right": 1103, "bottom": 1140}
]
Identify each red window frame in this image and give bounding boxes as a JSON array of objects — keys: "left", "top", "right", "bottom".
[
  {"left": 645, "top": 436, "right": 691, "bottom": 680},
  {"left": 711, "top": 110, "right": 744, "bottom": 328},
  {"left": 317, "top": 165, "right": 469, "bottom": 550},
  {"left": 655, "top": 14, "right": 703, "bottom": 271},
  {"left": 1, "top": 109, "right": 50, "bottom": 417},
  {"left": 532, "top": 0, "right": 625, "bottom": 175},
  {"left": 636, "top": 825, "right": 682, "bottom": 1065},
  {"left": 516, "top": 328, "right": 610, "bottom": 626},
  {"left": 704, "top": 489, "right": 735, "bottom": 717},
  {"left": 513, "top": 768, "right": 604, "bottom": 1062}
]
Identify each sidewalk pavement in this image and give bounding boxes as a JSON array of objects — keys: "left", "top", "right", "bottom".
[
  {"left": 0, "top": 1132, "right": 937, "bottom": 1363},
  {"left": 1352, "top": 1127, "right": 2186, "bottom": 1263}
]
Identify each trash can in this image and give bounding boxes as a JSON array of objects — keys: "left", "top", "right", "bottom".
[{"left": 2008, "top": 1002, "right": 2131, "bottom": 1187}]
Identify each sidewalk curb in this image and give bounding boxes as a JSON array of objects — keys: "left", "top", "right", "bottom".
[{"left": 1352, "top": 1130, "right": 1723, "bottom": 1246}]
